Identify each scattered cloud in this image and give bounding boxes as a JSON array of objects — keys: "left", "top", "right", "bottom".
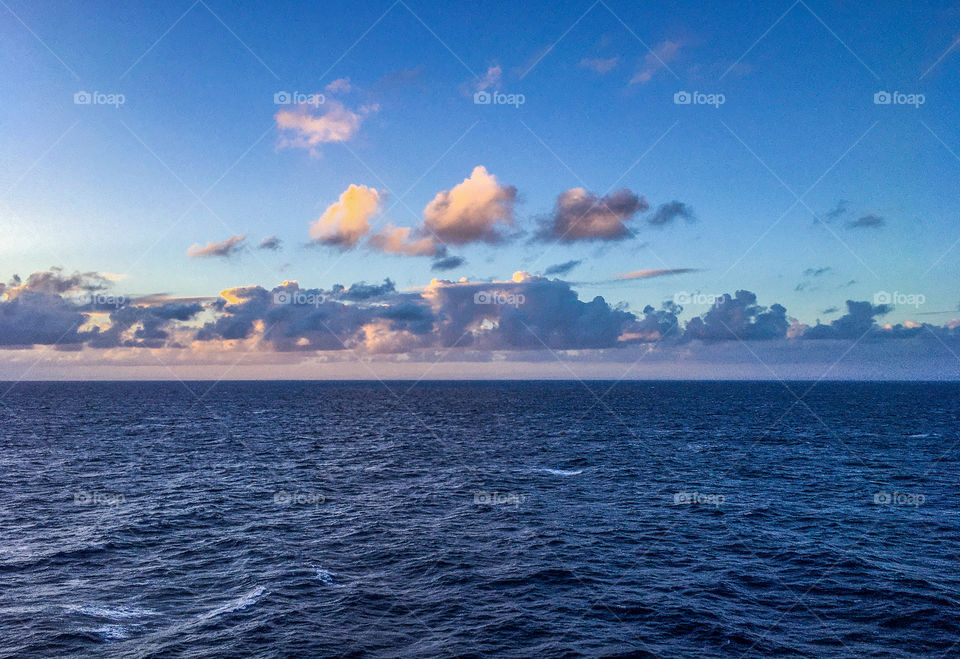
[
  {"left": 325, "top": 77, "right": 352, "bottom": 93},
  {"left": 258, "top": 235, "right": 282, "bottom": 250},
  {"left": 423, "top": 166, "right": 517, "bottom": 245},
  {"left": 617, "top": 268, "right": 699, "bottom": 280},
  {"left": 847, "top": 214, "right": 885, "bottom": 229},
  {"left": 824, "top": 199, "right": 848, "bottom": 221},
  {"left": 368, "top": 225, "right": 441, "bottom": 256},
  {"left": 474, "top": 65, "right": 502, "bottom": 91},
  {"left": 187, "top": 235, "right": 247, "bottom": 258},
  {"left": 431, "top": 255, "right": 466, "bottom": 271},
  {"left": 630, "top": 40, "right": 682, "bottom": 84},
  {"left": 275, "top": 100, "right": 376, "bottom": 152},
  {"left": 544, "top": 260, "right": 583, "bottom": 276},
  {"left": 539, "top": 188, "right": 648, "bottom": 242},
  {"left": 310, "top": 184, "right": 383, "bottom": 248},
  {"left": 803, "top": 266, "right": 832, "bottom": 277},
  {"left": 648, "top": 201, "right": 695, "bottom": 226},
  {"left": 579, "top": 56, "right": 619, "bottom": 74}
]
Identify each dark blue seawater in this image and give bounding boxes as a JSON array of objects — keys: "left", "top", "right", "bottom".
[{"left": 1, "top": 381, "right": 959, "bottom": 657}]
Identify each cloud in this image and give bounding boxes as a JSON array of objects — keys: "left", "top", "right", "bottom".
[
  {"left": 648, "top": 201, "right": 695, "bottom": 226},
  {"left": 258, "top": 235, "right": 282, "bottom": 250},
  {"left": 187, "top": 235, "right": 247, "bottom": 258},
  {"left": 539, "top": 188, "right": 648, "bottom": 242},
  {"left": 803, "top": 300, "right": 891, "bottom": 339},
  {"left": 474, "top": 65, "right": 502, "bottom": 91},
  {"left": 325, "top": 77, "right": 352, "bottom": 93},
  {"left": 617, "top": 268, "right": 699, "bottom": 280},
  {"left": 579, "top": 57, "right": 619, "bottom": 74},
  {"left": 275, "top": 101, "right": 375, "bottom": 151},
  {"left": 310, "top": 184, "right": 383, "bottom": 248},
  {"left": 822, "top": 306, "right": 840, "bottom": 314},
  {"left": 803, "top": 266, "right": 832, "bottom": 277},
  {"left": 368, "top": 225, "right": 441, "bottom": 256},
  {"left": 544, "top": 260, "right": 582, "bottom": 276},
  {"left": 423, "top": 166, "right": 517, "bottom": 245},
  {"left": 847, "top": 214, "right": 885, "bottom": 229},
  {"left": 431, "top": 255, "right": 466, "bottom": 271},
  {"left": 682, "top": 290, "right": 789, "bottom": 341},
  {"left": 824, "top": 200, "right": 848, "bottom": 221},
  {"left": 630, "top": 40, "right": 681, "bottom": 84}
]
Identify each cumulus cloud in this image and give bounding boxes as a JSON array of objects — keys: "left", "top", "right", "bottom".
[
  {"left": 803, "top": 300, "right": 891, "bottom": 339},
  {"left": 5, "top": 269, "right": 957, "bottom": 359},
  {"left": 630, "top": 39, "right": 682, "bottom": 84},
  {"left": 187, "top": 235, "right": 247, "bottom": 258},
  {"left": 648, "top": 201, "right": 695, "bottom": 226},
  {"left": 368, "top": 225, "right": 441, "bottom": 256},
  {"left": 544, "top": 260, "right": 582, "bottom": 276},
  {"left": 258, "top": 235, "right": 282, "bottom": 250},
  {"left": 682, "top": 290, "right": 789, "bottom": 341},
  {"left": 423, "top": 166, "right": 517, "bottom": 244},
  {"left": 275, "top": 100, "right": 375, "bottom": 151},
  {"left": 617, "top": 268, "right": 699, "bottom": 280},
  {"left": 310, "top": 184, "right": 383, "bottom": 248},
  {"left": 580, "top": 57, "right": 619, "bottom": 74},
  {"left": 847, "top": 214, "right": 885, "bottom": 229},
  {"left": 539, "top": 188, "right": 648, "bottom": 242}
]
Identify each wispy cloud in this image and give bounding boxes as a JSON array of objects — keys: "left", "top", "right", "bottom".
[{"left": 187, "top": 235, "right": 247, "bottom": 258}]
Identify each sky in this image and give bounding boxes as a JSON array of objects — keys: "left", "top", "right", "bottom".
[{"left": 1, "top": 0, "right": 960, "bottom": 379}]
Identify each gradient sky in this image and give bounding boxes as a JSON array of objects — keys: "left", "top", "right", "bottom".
[{"left": 1, "top": 0, "right": 959, "bottom": 379}]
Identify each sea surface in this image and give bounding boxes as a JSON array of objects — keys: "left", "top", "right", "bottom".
[{"left": 1, "top": 381, "right": 958, "bottom": 657}]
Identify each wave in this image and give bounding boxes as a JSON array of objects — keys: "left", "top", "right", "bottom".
[
  {"left": 315, "top": 568, "right": 337, "bottom": 585},
  {"left": 196, "top": 586, "right": 265, "bottom": 623},
  {"left": 66, "top": 604, "right": 157, "bottom": 620},
  {"left": 86, "top": 624, "right": 130, "bottom": 641},
  {"left": 537, "top": 468, "right": 584, "bottom": 476}
]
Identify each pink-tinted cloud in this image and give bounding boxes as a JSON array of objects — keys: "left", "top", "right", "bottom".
[
  {"left": 187, "top": 235, "right": 247, "bottom": 258},
  {"left": 423, "top": 166, "right": 517, "bottom": 244},
  {"left": 310, "top": 184, "right": 383, "bottom": 248}
]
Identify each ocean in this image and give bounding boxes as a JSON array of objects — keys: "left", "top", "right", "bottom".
[{"left": 1, "top": 381, "right": 958, "bottom": 657}]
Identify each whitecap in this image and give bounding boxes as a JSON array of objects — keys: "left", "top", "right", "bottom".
[
  {"left": 66, "top": 604, "right": 157, "bottom": 620},
  {"left": 196, "top": 586, "right": 266, "bottom": 623},
  {"left": 87, "top": 624, "right": 129, "bottom": 640},
  {"left": 539, "top": 468, "right": 584, "bottom": 476},
  {"left": 315, "top": 568, "right": 337, "bottom": 585}
]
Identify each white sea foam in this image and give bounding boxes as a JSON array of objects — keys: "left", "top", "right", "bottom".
[
  {"left": 86, "top": 624, "right": 129, "bottom": 640},
  {"left": 539, "top": 468, "right": 584, "bottom": 476},
  {"left": 197, "top": 586, "right": 266, "bottom": 622}
]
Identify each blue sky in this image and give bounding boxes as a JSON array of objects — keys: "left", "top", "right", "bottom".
[{"left": 1, "top": 0, "right": 959, "bottom": 378}]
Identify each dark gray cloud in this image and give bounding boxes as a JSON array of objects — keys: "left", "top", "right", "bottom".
[
  {"left": 803, "top": 300, "right": 891, "bottom": 339},
  {"left": 682, "top": 290, "right": 789, "bottom": 341},
  {"left": 824, "top": 200, "right": 848, "bottom": 221},
  {"left": 648, "top": 201, "right": 695, "bottom": 226},
  {"left": 187, "top": 234, "right": 247, "bottom": 258},
  {"left": 431, "top": 256, "right": 466, "bottom": 271},
  {"left": 538, "top": 188, "right": 648, "bottom": 242},
  {"left": 847, "top": 214, "right": 885, "bottom": 229},
  {"left": 258, "top": 235, "right": 282, "bottom": 250},
  {"left": 544, "top": 260, "right": 583, "bottom": 276},
  {"left": 803, "top": 267, "right": 832, "bottom": 277}
]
